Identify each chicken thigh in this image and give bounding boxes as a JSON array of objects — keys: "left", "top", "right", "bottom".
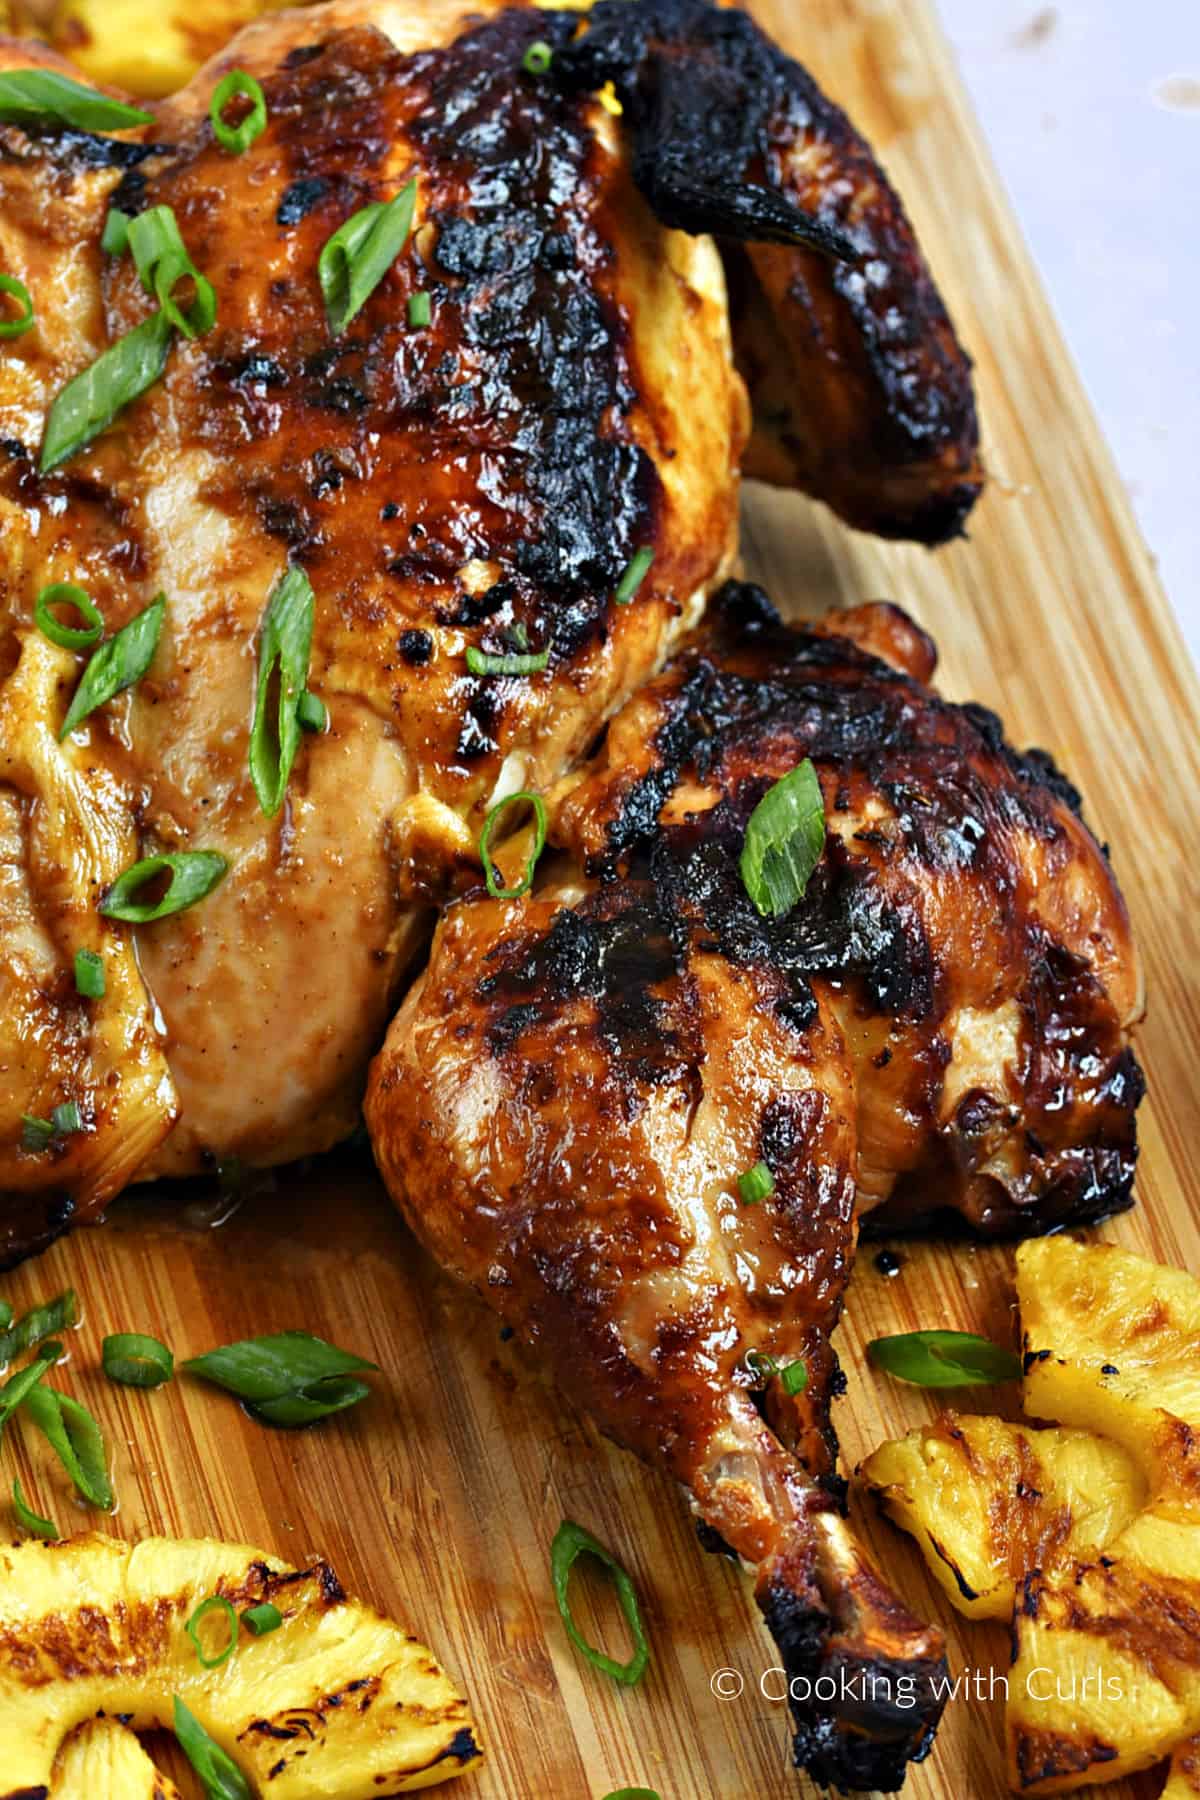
[
  {"left": 365, "top": 584, "right": 1143, "bottom": 1788},
  {"left": 0, "top": 0, "right": 980, "bottom": 1261}
]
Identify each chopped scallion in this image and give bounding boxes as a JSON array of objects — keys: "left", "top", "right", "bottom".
[
  {"left": 12, "top": 1476, "right": 58, "bottom": 1540},
  {"left": 248, "top": 566, "right": 316, "bottom": 816},
  {"left": 739, "top": 758, "right": 825, "bottom": 919},
  {"left": 21, "top": 1379, "right": 113, "bottom": 1508},
  {"left": 174, "top": 1696, "right": 253, "bottom": 1800},
  {"left": 737, "top": 1161, "right": 774, "bottom": 1205},
  {"left": 0, "top": 273, "right": 34, "bottom": 340},
  {"left": 781, "top": 1359, "right": 808, "bottom": 1396},
  {"left": 614, "top": 546, "right": 654, "bottom": 605},
  {"left": 242, "top": 1601, "right": 282, "bottom": 1636},
  {"left": 0, "top": 68, "right": 152, "bottom": 131},
  {"left": 210, "top": 69, "right": 268, "bottom": 155},
  {"left": 0, "top": 1291, "right": 78, "bottom": 1369},
  {"left": 59, "top": 592, "right": 166, "bottom": 738},
  {"left": 866, "top": 1330, "right": 1024, "bottom": 1389},
  {"left": 74, "top": 947, "right": 106, "bottom": 999},
  {"left": 296, "top": 689, "right": 328, "bottom": 733},
  {"left": 466, "top": 647, "right": 549, "bottom": 677},
  {"left": 319, "top": 179, "right": 418, "bottom": 335},
  {"left": 40, "top": 307, "right": 173, "bottom": 473},
  {"left": 183, "top": 1330, "right": 378, "bottom": 1428},
  {"left": 0, "top": 1343, "right": 63, "bottom": 1434},
  {"left": 479, "top": 790, "right": 547, "bottom": 900},
  {"left": 19, "top": 1108, "right": 81, "bottom": 1152},
  {"left": 186, "top": 1593, "right": 239, "bottom": 1668},
  {"left": 551, "top": 1518, "right": 650, "bottom": 1686},
  {"left": 522, "top": 39, "right": 554, "bottom": 75},
  {"left": 407, "top": 289, "right": 431, "bottom": 328},
  {"left": 34, "top": 582, "right": 103, "bottom": 651},
  {"left": 103, "top": 1331, "right": 173, "bottom": 1389},
  {"left": 100, "top": 207, "right": 131, "bottom": 256},
  {"left": 126, "top": 206, "right": 216, "bottom": 339},
  {"left": 99, "top": 850, "right": 228, "bottom": 923}
]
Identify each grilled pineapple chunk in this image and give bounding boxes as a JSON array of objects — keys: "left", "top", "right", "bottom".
[
  {"left": 861, "top": 1412, "right": 1145, "bottom": 1622},
  {"left": 55, "top": 1718, "right": 183, "bottom": 1799},
  {"left": 1166, "top": 1738, "right": 1200, "bottom": 1797},
  {"left": 48, "top": 0, "right": 302, "bottom": 97},
  {"left": 0, "top": 1534, "right": 482, "bottom": 1799}
]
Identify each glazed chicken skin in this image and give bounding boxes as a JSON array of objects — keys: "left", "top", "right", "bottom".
[
  {"left": 0, "top": 0, "right": 980, "bottom": 1262},
  {"left": 366, "top": 585, "right": 1143, "bottom": 1789}
]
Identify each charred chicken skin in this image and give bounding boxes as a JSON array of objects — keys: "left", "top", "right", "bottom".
[
  {"left": 366, "top": 586, "right": 1143, "bottom": 1789},
  {"left": 0, "top": 0, "right": 980, "bottom": 1263}
]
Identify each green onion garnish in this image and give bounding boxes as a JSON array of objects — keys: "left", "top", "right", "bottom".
[
  {"left": 737, "top": 1161, "right": 774, "bottom": 1205},
  {"left": 102, "top": 1331, "right": 173, "bottom": 1388},
  {"left": 407, "top": 289, "right": 431, "bottom": 328},
  {"left": 0, "top": 1342, "right": 63, "bottom": 1433},
  {"left": 479, "top": 790, "right": 547, "bottom": 900},
  {"left": 614, "top": 547, "right": 654, "bottom": 605},
  {"left": 0, "top": 68, "right": 152, "bottom": 131},
  {"left": 12, "top": 1476, "right": 58, "bottom": 1540},
  {"left": 19, "top": 1106, "right": 82, "bottom": 1153},
  {"left": 242, "top": 1601, "right": 282, "bottom": 1636},
  {"left": 21, "top": 1379, "right": 113, "bottom": 1508},
  {"left": 73, "top": 947, "right": 106, "bottom": 999},
  {"left": 99, "top": 850, "right": 227, "bottom": 923},
  {"left": 100, "top": 207, "right": 130, "bottom": 255},
  {"left": 0, "top": 273, "right": 34, "bottom": 340},
  {"left": 0, "top": 1303, "right": 12, "bottom": 1331},
  {"left": 466, "top": 647, "right": 549, "bottom": 677},
  {"left": 0, "top": 1291, "right": 77, "bottom": 1370},
  {"left": 744, "top": 1349, "right": 777, "bottom": 1385},
  {"left": 126, "top": 206, "right": 216, "bottom": 339},
  {"left": 739, "top": 757, "right": 825, "bottom": 919},
  {"left": 866, "top": 1330, "right": 1023, "bottom": 1389},
  {"left": 183, "top": 1330, "right": 379, "bottom": 1428},
  {"left": 296, "top": 689, "right": 328, "bottom": 733},
  {"left": 551, "top": 1518, "right": 650, "bottom": 1686},
  {"left": 522, "top": 39, "right": 554, "bottom": 75},
  {"left": 174, "top": 1696, "right": 253, "bottom": 1800},
  {"left": 319, "top": 179, "right": 418, "bottom": 335},
  {"left": 249, "top": 566, "right": 316, "bottom": 816},
  {"left": 186, "top": 1593, "right": 239, "bottom": 1668},
  {"left": 602, "top": 1791, "right": 662, "bottom": 1800},
  {"left": 40, "top": 307, "right": 173, "bottom": 473},
  {"left": 209, "top": 69, "right": 268, "bottom": 155},
  {"left": 781, "top": 1359, "right": 808, "bottom": 1396},
  {"left": 34, "top": 582, "right": 103, "bottom": 651},
  {"left": 59, "top": 591, "right": 166, "bottom": 738}
]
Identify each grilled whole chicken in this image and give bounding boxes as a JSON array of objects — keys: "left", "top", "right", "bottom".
[
  {"left": 365, "top": 587, "right": 1143, "bottom": 1790},
  {"left": 0, "top": 0, "right": 979, "bottom": 1263}
]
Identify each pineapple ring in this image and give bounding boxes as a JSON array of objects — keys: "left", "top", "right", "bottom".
[
  {"left": 55, "top": 1717, "right": 183, "bottom": 1799},
  {"left": 0, "top": 1534, "right": 482, "bottom": 1798}
]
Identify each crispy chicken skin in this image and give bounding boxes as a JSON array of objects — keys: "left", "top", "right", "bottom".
[{"left": 366, "top": 587, "right": 1142, "bottom": 1786}]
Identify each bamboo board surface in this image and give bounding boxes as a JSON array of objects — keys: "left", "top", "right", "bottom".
[{"left": 6, "top": 3, "right": 1199, "bottom": 1798}]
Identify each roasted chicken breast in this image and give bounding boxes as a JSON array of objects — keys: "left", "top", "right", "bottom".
[
  {"left": 0, "top": 0, "right": 979, "bottom": 1261},
  {"left": 366, "top": 586, "right": 1142, "bottom": 1789}
]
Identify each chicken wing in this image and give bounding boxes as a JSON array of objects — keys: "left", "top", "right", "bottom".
[{"left": 366, "top": 583, "right": 1142, "bottom": 1788}]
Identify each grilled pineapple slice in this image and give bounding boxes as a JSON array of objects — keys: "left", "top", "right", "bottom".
[
  {"left": 0, "top": 1534, "right": 482, "bottom": 1799},
  {"left": 48, "top": 0, "right": 303, "bottom": 97},
  {"left": 1166, "top": 1739, "right": 1200, "bottom": 1797},
  {"left": 860, "top": 1412, "right": 1145, "bottom": 1622},
  {"left": 55, "top": 1718, "right": 182, "bottom": 1799},
  {"left": 1007, "top": 1238, "right": 1200, "bottom": 1791}
]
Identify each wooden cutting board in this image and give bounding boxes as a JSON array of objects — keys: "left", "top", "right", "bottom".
[{"left": 6, "top": 3, "right": 1197, "bottom": 1797}]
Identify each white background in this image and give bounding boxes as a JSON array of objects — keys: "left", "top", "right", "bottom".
[{"left": 938, "top": 0, "right": 1198, "bottom": 662}]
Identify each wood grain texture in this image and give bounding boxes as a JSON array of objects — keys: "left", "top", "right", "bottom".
[{"left": 4, "top": 3, "right": 1197, "bottom": 1798}]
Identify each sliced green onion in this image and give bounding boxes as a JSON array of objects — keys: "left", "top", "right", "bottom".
[
  {"left": 103, "top": 1331, "right": 173, "bottom": 1388},
  {"left": 740, "top": 758, "right": 825, "bottom": 919},
  {"left": 183, "top": 1330, "right": 378, "bottom": 1428},
  {"left": 249, "top": 566, "right": 315, "bottom": 817},
  {"left": 186, "top": 1594, "right": 238, "bottom": 1668},
  {"left": 174, "top": 1696, "right": 253, "bottom": 1800},
  {"left": 466, "top": 647, "right": 549, "bottom": 677},
  {"left": 407, "top": 289, "right": 431, "bottom": 328},
  {"left": 551, "top": 1518, "right": 650, "bottom": 1686},
  {"left": 522, "top": 39, "right": 554, "bottom": 75},
  {"left": 781, "top": 1359, "right": 808, "bottom": 1396},
  {"left": 479, "top": 790, "right": 547, "bottom": 900},
  {"left": 737, "top": 1160, "right": 774, "bottom": 1205},
  {"left": 12, "top": 1476, "right": 58, "bottom": 1541},
  {"left": 319, "top": 179, "right": 417, "bottom": 336},
  {"left": 34, "top": 582, "right": 103, "bottom": 650},
  {"left": 866, "top": 1330, "right": 1023, "bottom": 1389},
  {"left": 745, "top": 1349, "right": 777, "bottom": 1385},
  {"left": 0, "top": 1303, "right": 12, "bottom": 1331},
  {"left": 0, "top": 68, "right": 152, "bottom": 131},
  {"left": 40, "top": 306, "right": 173, "bottom": 473},
  {"left": 601, "top": 1791, "right": 662, "bottom": 1800},
  {"left": 0, "top": 274, "right": 34, "bottom": 340},
  {"left": 210, "top": 69, "right": 267, "bottom": 155},
  {"left": 99, "top": 850, "right": 228, "bottom": 923},
  {"left": 74, "top": 947, "right": 106, "bottom": 999},
  {"left": 614, "top": 546, "right": 654, "bottom": 605},
  {"left": 21, "top": 1380, "right": 113, "bottom": 1508},
  {"left": 242, "top": 1601, "right": 282, "bottom": 1636},
  {"left": 19, "top": 1107, "right": 81, "bottom": 1152},
  {"left": 0, "top": 1291, "right": 78, "bottom": 1370},
  {"left": 296, "top": 689, "right": 327, "bottom": 732},
  {"left": 0, "top": 1342, "right": 63, "bottom": 1433},
  {"left": 59, "top": 591, "right": 166, "bottom": 739},
  {"left": 126, "top": 206, "right": 216, "bottom": 339},
  {"left": 100, "top": 207, "right": 131, "bottom": 256}
]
